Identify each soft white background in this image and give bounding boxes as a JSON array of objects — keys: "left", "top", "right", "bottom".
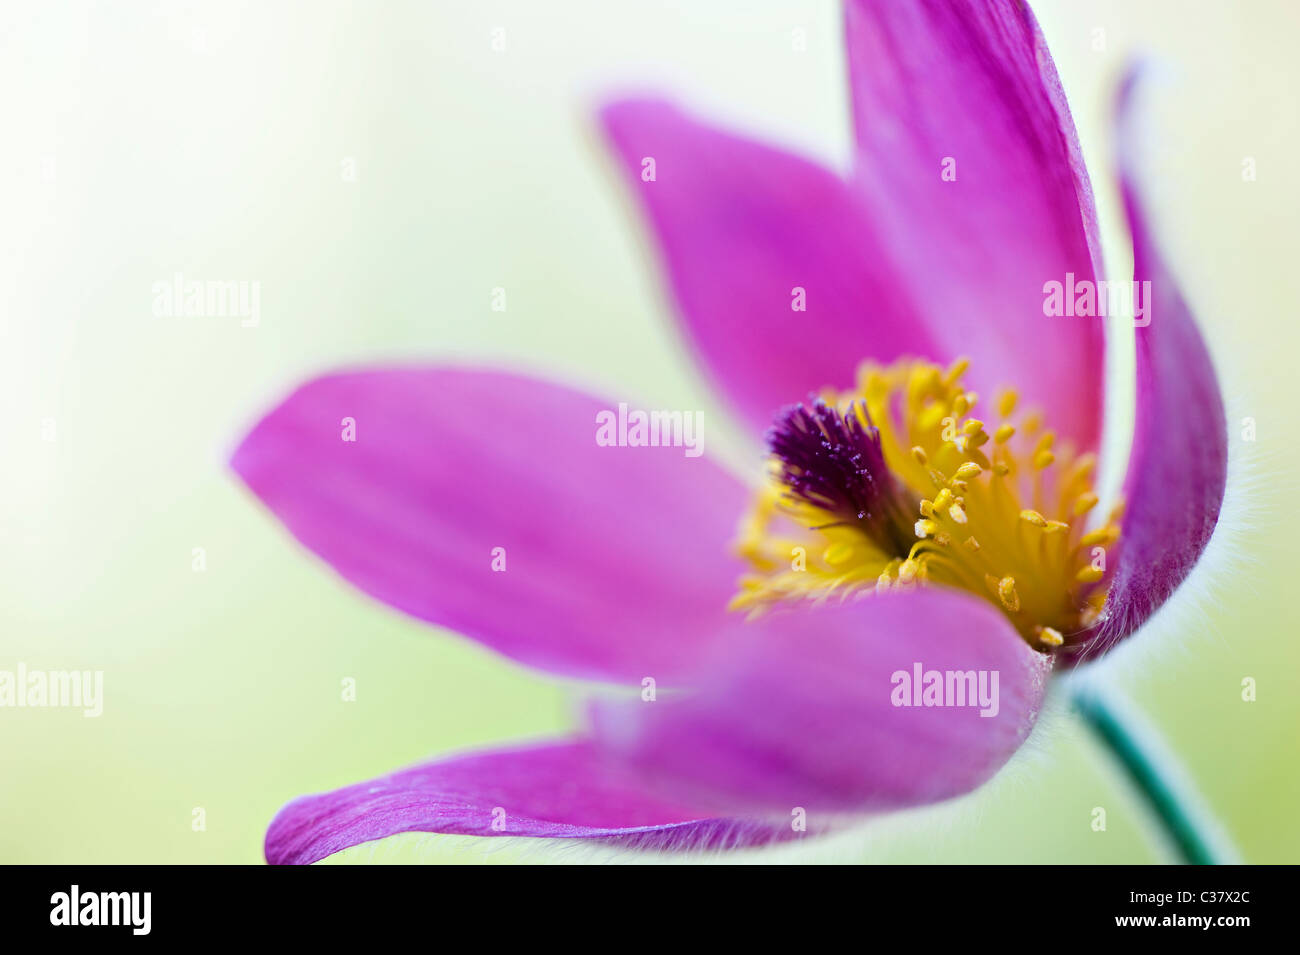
[{"left": 0, "top": 1, "right": 1295, "bottom": 862}]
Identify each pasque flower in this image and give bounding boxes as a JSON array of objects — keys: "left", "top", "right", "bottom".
[{"left": 233, "top": 0, "right": 1226, "bottom": 864}]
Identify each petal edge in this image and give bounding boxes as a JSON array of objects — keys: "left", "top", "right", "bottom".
[
  {"left": 1066, "top": 71, "right": 1227, "bottom": 660},
  {"left": 265, "top": 740, "right": 790, "bottom": 865},
  {"left": 592, "top": 589, "right": 1052, "bottom": 815},
  {"left": 231, "top": 367, "right": 749, "bottom": 682}
]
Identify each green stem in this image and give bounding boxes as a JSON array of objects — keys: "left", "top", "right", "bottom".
[{"left": 1069, "top": 677, "right": 1239, "bottom": 865}]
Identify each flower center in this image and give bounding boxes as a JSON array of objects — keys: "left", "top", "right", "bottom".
[{"left": 732, "top": 358, "right": 1121, "bottom": 652}]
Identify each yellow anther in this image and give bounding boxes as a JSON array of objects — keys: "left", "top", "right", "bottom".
[
  {"left": 994, "top": 423, "right": 1016, "bottom": 444},
  {"left": 823, "top": 543, "right": 854, "bottom": 566},
  {"left": 1035, "top": 626, "right": 1065, "bottom": 648},
  {"left": 1034, "top": 432, "right": 1056, "bottom": 454},
  {"left": 726, "top": 593, "right": 751, "bottom": 612},
  {"left": 961, "top": 423, "right": 990, "bottom": 450},
  {"left": 1021, "top": 412, "right": 1043, "bottom": 434},
  {"left": 1073, "top": 492, "right": 1100, "bottom": 516},
  {"left": 1076, "top": 565, "right": 1105, "bottom": 584},
  {"left": 963, "top": 536, "right": 980, "bottom": 551},
  {"left": 912, "top": 446, "right": 928, "bottom": 465},
  {"left": 984, "top": 574, "right": 1001, "bottom": 596},
  {"left": 898, "top": 559, "right": 920, "bottom": 583},
  {"left": 948, "top": 502, "right": 968, "bottom": 525},
  {"left": 919, "top": 403, "right": 947, "bottom": 431},
  {"left": 1019, "top": 509, "right": 1048, "bottom": 528},
  {"left": 1080, "top": 526, "right": 1119, "bottom": 547},
  {"left": 949, "top": 479, "right": 969, "bottom": 492},
  {"left": 927, "top": 468, "right": 949, "bottom": 488},
  {"left": 1067, "top": 454, "right": 1097, "bottom": 482},
  {"left": 933, "top": 488, "right": 955, "bottom": 511},
  {"left": 914, "top": 519, "right": 939, "bottom": 539},
  {"left": 997, "top": 390, "right": 1018, "bottom": 418},
  {"left": 1044, "top": 520, "right": 1069, "bottom": 534},
  {"left": 997, "top": 576, "right": 1020, "bottom": 613},
  {"left": 952, "top": 394, "right": 971, "bottom": 417},
  {"left": 943, "top": 357, "right": 971, "bottom": 385},
  {"left": 919, "top": 499, "right": 936, "bottom": 518},
  {"left": 954, "top": 462, "right": 982, "bottom": 480},
  {"left": 1033, "top": 449, "right": 1056, "bottom": 470},
  {"left": 993, "top": 463, "right": 1011, "bottom": 477}
]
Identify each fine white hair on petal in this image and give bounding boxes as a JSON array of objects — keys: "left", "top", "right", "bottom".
[{"left": 1077, "top": 376, "right": 1272, "bottom": 687}]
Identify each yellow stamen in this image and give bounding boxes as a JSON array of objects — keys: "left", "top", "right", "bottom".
[
  {"left": 997, "top": 576, "right": 1021, "bottom": 613},
  {"left": 1076, "top": 565, "right": 1106, "bottom": 584},
  {"left": 1019, "top": 509, "right": 1048, "bottom": 528},
  {"left": 824, "top": 543, "right": 854, "bottom": 566},
  {"left": 1081, "top": 527, "right": 1119, "bottom": 547},
  {"left": 944, "top": 357, "right": 971, "bottom": 385},
  {"left": 732, "top": 357, "right": 1116, "bottom": 650},
  {"left": 1035, "top": 626, "right": 1064, "bottom": 648},
  {"left": 1073, "top": 492, "right": 1100, "bottom": 516}
]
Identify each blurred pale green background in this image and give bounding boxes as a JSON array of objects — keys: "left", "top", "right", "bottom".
[{"left": 1, "top": 0, "right": 1296, "bottom": 864}]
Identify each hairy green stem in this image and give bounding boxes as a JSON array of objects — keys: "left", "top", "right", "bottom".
[{"left": 1070, "top": 677, "right": 1240, "bottom": 865}]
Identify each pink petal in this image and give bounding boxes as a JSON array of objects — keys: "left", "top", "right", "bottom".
[
  {"left": 231, "top": 367, "right": 747, "bottom": 682},
  {"left": 1063, "top": 72, "right": 1227, "bottom": 661},
  {"left": 599, "top": 98, "right": 938, "bottom": 437},
  {"left": 591, "top": 588, "right": 1052, "bottom": 814},
  {"left": 844, "top": 0, "right": 1106, "bottom": 451},
  {"left": 266, "top": 740, "right": 790, "bottom": 865}
]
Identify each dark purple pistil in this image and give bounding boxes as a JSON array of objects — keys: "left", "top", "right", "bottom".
[{"left": 766, "top": 398, "right": 914, "bottom": 555}]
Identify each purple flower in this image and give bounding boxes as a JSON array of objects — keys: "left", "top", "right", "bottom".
[{"left": 233, "top": 0, "right": 1226, "bottom": 864}]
